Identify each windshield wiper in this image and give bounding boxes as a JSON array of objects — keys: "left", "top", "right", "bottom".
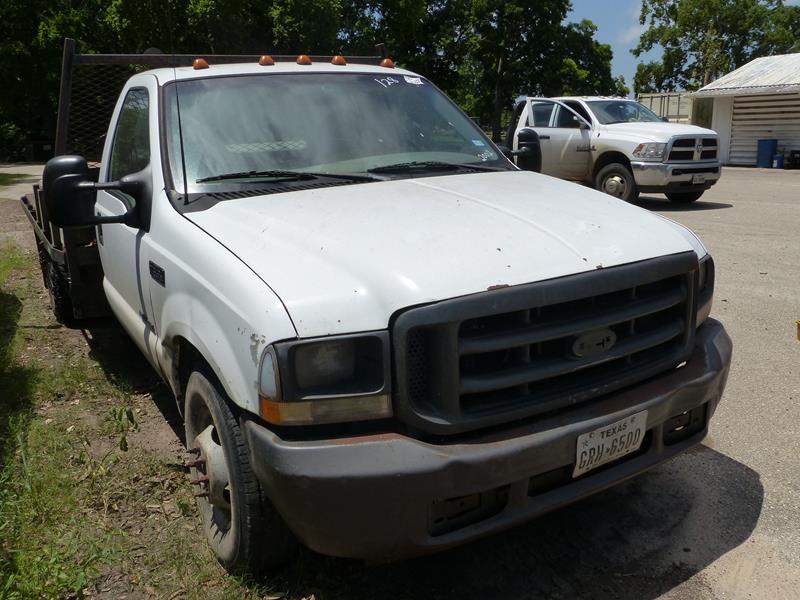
[
  {"left": 367, "top": 160, "right": 504, "bottom": 174},
  {"left": 196, "top": 169, "right": 379, "bottom": 183}
]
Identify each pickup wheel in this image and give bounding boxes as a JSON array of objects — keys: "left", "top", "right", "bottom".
[
  {"left": 595, "top": 163, "right": 639, "bottom": 202},
  {"left": 184, "top": 369, "right": 296, "bottom": 572},
  {"left": 666, "top": 191, "right": 704, "bottom": 204}
]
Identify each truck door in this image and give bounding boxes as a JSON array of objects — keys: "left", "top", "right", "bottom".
[
  {"left": 95, "top": 83, "right": 160, "bottom": 368},
  {"left": 517, "top": 99, "right": 592, "bottom": 180}
]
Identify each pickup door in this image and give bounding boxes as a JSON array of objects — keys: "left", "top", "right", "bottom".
[
  {"left": 95, "top": 78, "right": 161, "bottom": 369},
  {"left": 513, "top": 98, "right": 592, "bottom": 181}
]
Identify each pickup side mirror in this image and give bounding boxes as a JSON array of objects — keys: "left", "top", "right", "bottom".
[
  {"left": 44, "top": 155, "right": 147, "bottom": 228},
  {"left": 515, "top": 128, "right": 543, "bottom": 173},
  {"left": 661, "top": 116, "right": 670, "bottom": 122}
]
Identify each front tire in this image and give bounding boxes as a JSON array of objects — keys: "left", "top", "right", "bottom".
[
  {"left": 184, "top": 369, "right": 296, "bottom": 572},
  {"left": 666, "top": 191, "right": 704, "bottom": 204},
  {"left": 595, "top": 163, "right": 639, "bottom": 202}
]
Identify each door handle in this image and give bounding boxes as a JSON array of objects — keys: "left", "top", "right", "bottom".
[{"left": 538, "top": 135, "right": 550, "bottom": 140}]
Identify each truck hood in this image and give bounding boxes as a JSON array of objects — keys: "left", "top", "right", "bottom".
[
  {"left": 186, "top": 171, "right": 698, "bottom": 337},
  {"left": 602, "top": 121, "right": 716, "bottom": 142}
]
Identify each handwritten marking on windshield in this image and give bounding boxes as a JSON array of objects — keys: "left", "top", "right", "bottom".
[{"left": 374, "top": 76, "right": 400, "bottom": 88}]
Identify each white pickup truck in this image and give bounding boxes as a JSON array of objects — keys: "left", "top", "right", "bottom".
[
  {"left": 508, "top": 96, "right": 722, "bottom": 203},
  {"left": 32, "top": 57, "right": 731, "bottom": 572}
]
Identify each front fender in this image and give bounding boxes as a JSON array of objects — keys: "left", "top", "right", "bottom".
[{"left": 146, "top": 202, "right": 298, "bottom": 414}]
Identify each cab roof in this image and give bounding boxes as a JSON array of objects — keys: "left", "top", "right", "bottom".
[
  {"left": 553, "top": 96, "right": 630, "bottom": 102},
  {"left": 148, "top": 60, "right": 418, "bottom": 84}
]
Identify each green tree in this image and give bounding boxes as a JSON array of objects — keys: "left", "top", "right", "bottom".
[
  {"left": 0, "top": 0, "right": 622, "bottom": 157},
  {"left": 633, "top": 0, "right": 800, "bottom": 92},
  {"left": 553, "top": 20, "right": 629, "bottom": 97}
]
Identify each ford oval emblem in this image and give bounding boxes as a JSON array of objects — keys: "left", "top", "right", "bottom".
[{"left": 572, "top": 328, "right": 617, "bottom": 358}]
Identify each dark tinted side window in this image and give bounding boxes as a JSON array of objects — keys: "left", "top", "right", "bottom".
[
  {"left": 554, "top": 106, "right": 582, "bottom": 128},
  {"left": 563, "top": 101, "right": 591, "bottom": 122},
  {"left": 109, "top": 88, "right": 150, "bottom": 181},
  {"left": 528, "top": 101, "right": 556, "bottom": 127}
]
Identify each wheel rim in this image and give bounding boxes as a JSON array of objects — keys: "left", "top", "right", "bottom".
[
  {"left": 187, "top": 402, "right": 233, "bottom": 534},
  {"left": 193, "top": 426, "right": 231, "bottom": 512},
  {"left": 602, "top": 173, "right": 628, "bottom": 198}
]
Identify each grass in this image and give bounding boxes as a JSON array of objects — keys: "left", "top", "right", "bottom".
[
  {"left": 0, "top": 241, "right": 321, "bottom": 598},
  {"left": 0, "top": 174, "right": 26, "bottom": 187},
  {"left": 0, "top": 241, "right": 113, "bottom": 598}
]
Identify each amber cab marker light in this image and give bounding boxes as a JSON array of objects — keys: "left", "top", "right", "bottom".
[
  {"left": 380, "top": 57, "right": 395, "bottom": 68},
  {"left": 296, "top": 54, "right": 312, "bottom": 65},
  {"left": 259, "top": 55, "right": 275, "bottom": 66},
  {"left": 331, "top": 55, "right": 347, "bottom": 66},
  {"left": 193, "top": 57, "right": 209, "bottom": 70}
]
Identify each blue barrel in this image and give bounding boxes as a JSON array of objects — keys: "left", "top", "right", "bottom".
[
  {"left": 773, "top": 154, "right": 785, "bottom": 169},
  {"left": 757, "top": 139, "right": 778, "bottom": 167}
]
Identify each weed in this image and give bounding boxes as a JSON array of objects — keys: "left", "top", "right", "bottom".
[
  {"left": 111, "top": 404, "right": 139, "bottom": 452},
  {"left": 0, "top": 173, "right": 26, "bottom": 187}
]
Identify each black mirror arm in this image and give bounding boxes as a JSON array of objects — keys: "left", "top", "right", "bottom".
[{"left": 85, "top": 180, "right": 140, "bottom": 225}]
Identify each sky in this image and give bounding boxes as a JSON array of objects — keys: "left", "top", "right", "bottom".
[{"left": 567, "top": 0, "right": 661, "bottom": 95}]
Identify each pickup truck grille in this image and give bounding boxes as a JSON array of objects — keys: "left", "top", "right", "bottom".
[
  {"left": 667, "top": 136, "right": 718, "bottom": 162},
  {"left": 392, "top": 253, "right": 698, "bottom": 436}
]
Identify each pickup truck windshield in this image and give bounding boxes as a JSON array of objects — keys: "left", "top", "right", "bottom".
[
  {"left": 164, "top": 73, "right": 506, "bottom": 192},
  {"left": 585, "top": 100, "right": 662, "bottom": 125}
]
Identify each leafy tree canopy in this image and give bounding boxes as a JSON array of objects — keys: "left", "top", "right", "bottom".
[
  {"left": 633, "top": 0, "right": 800, "bottom": 93},
  {"left": 0, "top": 0, "right": 625, "bottom": 157}
]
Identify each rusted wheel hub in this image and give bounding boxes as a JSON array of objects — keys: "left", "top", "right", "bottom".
[{"left": 190, "top": 425, "right": 230, "bottom": 512}]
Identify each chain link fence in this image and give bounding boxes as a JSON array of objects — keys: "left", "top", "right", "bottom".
[{"left": 66, "top": 63, "right": 142, "bottom": 164}]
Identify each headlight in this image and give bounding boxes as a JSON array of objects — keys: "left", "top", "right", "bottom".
[
  {"left": 632, "top": 142, "right": 666, "bottom": 160},
  {"left": 696, "top": 255, "right": 714, "bottom": 326},
  {"left": 258, "top": 332, "right": 392, "bottom": 425}
]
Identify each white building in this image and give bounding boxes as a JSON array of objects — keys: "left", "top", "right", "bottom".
[{"left": 694, "top": 53, "right": 800, "bottom": 165}]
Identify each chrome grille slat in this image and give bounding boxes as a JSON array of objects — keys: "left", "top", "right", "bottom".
[{"left": 666, "top": 135, "right": 719, "bottom": 163}]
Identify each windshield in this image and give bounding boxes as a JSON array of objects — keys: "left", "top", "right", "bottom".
[
  {"left": 164, "top": 73, "right": 506, "bottom": 193},
  {"left": 585, "top": 100, "right": 663, "bottom": 125}
]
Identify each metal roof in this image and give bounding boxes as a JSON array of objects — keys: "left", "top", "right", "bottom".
[{"left": 693, "top": 53, "right": 800, "bottom": 97}]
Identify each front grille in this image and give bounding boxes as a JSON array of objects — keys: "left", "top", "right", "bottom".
[
  {"left": 393, "top": 253, "right": 698, "bottom": 435},
  {"left": 667, "top": 136, "right": 718, "bottom": 162}
]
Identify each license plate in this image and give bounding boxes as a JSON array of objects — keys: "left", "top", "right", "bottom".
[
  {"left": 692, "top": 174, "right": 706, "bottom": 184},
  {"left": 573, "top": 411, "right": 648, "bottom": 478}
]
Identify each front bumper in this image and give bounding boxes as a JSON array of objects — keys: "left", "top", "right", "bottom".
[
  {"left": 631, "top": 160, "right": 721, "bottom": 193},
  {"left": 244, "top": 319, "right": 732, "bottom": 560}
]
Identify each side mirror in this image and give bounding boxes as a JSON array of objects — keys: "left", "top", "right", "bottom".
[
  {"left": 514, "top": 128, "right": 542, "bottom": 173},
  {"left": 579, "top": 120, "right": 591, "bottom": 130},
  {"left": 44, "top": 155, "right": 146, "bottom": 228},
  {"left": 661, "top": 116, "right": 670, "bottom": 122}
]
